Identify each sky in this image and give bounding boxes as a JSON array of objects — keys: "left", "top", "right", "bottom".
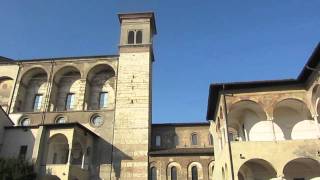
[{"left": 0, "top": 0, "right": 319, "bottom": 123}]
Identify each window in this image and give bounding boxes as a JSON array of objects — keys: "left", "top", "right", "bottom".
[
  {"left": 56, "top": 117, "right": 66, "bottom": 124},
  {"left": 20, "top": 117, "right": 30, "bottom": 126},
  {"left": 128, "top": 31, "right": 135, "bottom": 44},
  {"left": 209, "top": 134, "right": 214, "bottom": 145},
  {"left": 99, "top": 92, "right": 108, "bottom": 109},
  {"left": 191, "top": 133, "right": 198, "bottom": 145},
  {"left": 19, "top": 145, "right": 28, "bottom": 160},
  {"left": 33, "top": 94, "right": 43, "bottom": 111},
  {"left": 174, "top": 135, "right": 179, "bottom": 146},
  {"left": 65, "top": 93, "right": 75, "bottom": 110},
  {"left": 155, "top": 136, "right": 161, "bottom": 147},
  {"left": 171, "top": 166, "right": 177, "bottom": 180},
  {"left": 127, "top": 30, "right": 143, "bottom": 44},
  {"left": 136, "top": 30, "right": 143, "bottom": 44},
  {"left": 150, "top": 167, "right": 157, "bottom": 180},
  {"left": 91, "top": 115, "right": 104, "bottom": 127},
  {"left": 191, "top": 166, "right": 198, "bottom": 180}
]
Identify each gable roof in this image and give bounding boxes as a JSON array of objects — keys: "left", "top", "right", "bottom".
[{"left": 206, "top": 42, "right": 320, "bottom": 120}]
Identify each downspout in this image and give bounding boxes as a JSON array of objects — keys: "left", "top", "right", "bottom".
[
  {"left": 222, "top": 85, "right": 235, "bottom": 180},
  {"left": 8, "top": 62, "right": 22, "bottom": 114}
]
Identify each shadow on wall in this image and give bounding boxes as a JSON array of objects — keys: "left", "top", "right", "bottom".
[
  {"left": 42, "top": 131, "right": 132, "bottom": 180},
  {"left": 96, "top": 138, "right": 132, "bottom": 179},
  {"left": 151, "top": 126, "right": 179, "bottom": 150}
]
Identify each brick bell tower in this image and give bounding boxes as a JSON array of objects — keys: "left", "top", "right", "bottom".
[{"left": 111, "top": 12, "right": 156, "bottom": 179}]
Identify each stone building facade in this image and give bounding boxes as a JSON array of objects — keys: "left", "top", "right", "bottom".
[
  {"left": 0, "top": 11, "right": 320, "bottom": 180},
  {"left": 0, "top": 12, "right": 214, "bottom": 180},
  {"left": 206, "top": 43, "right": 320, "bottom": 180}
]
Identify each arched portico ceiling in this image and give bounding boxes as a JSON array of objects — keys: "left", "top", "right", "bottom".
[
  {"left": 86, "top": 64, "right": 115, "bottom": 82},
  {"left": 273, "top": 98, "right": 312, "bottom": 118},
  {"left": 53, "top": 66, "right": 81, "bottom": 84},
  {"left": 238, "top": 158, "right": 277, "bottom": 179},
  {"left": 283, "top": 157, "right": 320, "bottom": 179},
  {"left": 20, "top": 67, "right": 48, "bottom": 85},
  {"left": 228, "top": 100, "right": 267, "bottom": 127}
]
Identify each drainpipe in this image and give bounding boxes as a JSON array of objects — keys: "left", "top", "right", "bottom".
[{"left": 222, "top": 85, "right": 235, "bottom": 180}]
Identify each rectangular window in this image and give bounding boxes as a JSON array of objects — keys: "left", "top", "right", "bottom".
[
  {"left": 33, "top": 94, "right": 43, "bottom": 111},
  {"left": 155, "top": 136, "right": 161, "bottom": 147},
  {"left": 65, "top": 93, "right": 75, "bottom": 110},
  {"left": 99, "top": 92, "right": 108, "bottom": 109},
  {"left": 19, "top": 145, "right": 28, "bottom": 160}
]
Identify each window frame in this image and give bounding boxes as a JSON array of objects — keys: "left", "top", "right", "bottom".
[
  {"left": 127, "top": 29, "right": 143, "bottom": 45},
  {"left": 90, "top": 114, "right": 104, "bottom": 127},
  {"left": 19, "top": 145, "right": 28, "bottom": 160},
  {"left": 191, "top": 133, "right": 198, "bottom": 146},
  {"left": 99, "top": 91, "right": 108, "bottom": 109},
  {"left": 33, "top": 93, "right": 43, "bottom": 111},
  {"left": 155, "top": 135, "right": 161, "bottom": 147},
  {"left": 65, "top": 93, "right": 75, "bottom": 110}
]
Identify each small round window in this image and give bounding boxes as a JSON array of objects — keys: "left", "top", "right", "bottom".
[
  {"left": 56, "top": 117, "right": 66, "bottom": 124},
  {"left": 20, "top": 117, "right": 30, "bottom": 126},
  {"left": 91, "top": 115, "right": 104, "bottom": 127}
]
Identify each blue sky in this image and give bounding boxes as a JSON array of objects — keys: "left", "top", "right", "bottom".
[{"left": 0, "top": 1, "right": 319, "bottom": 123}]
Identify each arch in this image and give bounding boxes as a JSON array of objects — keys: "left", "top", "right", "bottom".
[
  {"left": 208, "top": 161, "right": 214, "bottom": 179},
  {"left": 237, "top": 158, "right": 277, "bottom": 180},
  {"left": 150, "top": 166, "right": 158, "bottom": 180},
  {"left": 0, "top": 76, "right": 14, "bottom": 111},
  {"left": 273, "top": 98, "right": 316, "bottom": 140},
  {"left": 14, "top": 67, "right": 48, "bottom": 112},
  {"left": 188, "top": 162, "right": 203, "bottom": 180},
  {"left": 228, "top": 100, "right": 271, "bottom": 141},
  {"left": 85, "top": 64, "right": 115, "bottom": 110},
  {"left": 50, "top": 66, "right": 81, "bottom": 111},
  {"left": 283, "top": 157, "right": 320, "bottom": 179},
  {"left": 46, "top": 134, "right": 69, "bottom": 164},
  {"left": 167, "top": 162, "right": 181, "bottom": 180}
]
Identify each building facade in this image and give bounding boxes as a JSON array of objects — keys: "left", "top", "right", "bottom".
[
  {"left": 0, "top": 11, "right": 320, "bottom": 180},
  {"left": 206, "top": 44, "right": 320, "bottom": 180},
  {"left": 0, "top": 12, "right": 215, "bottom": 180}
]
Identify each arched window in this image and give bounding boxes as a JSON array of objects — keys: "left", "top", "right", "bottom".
[
  {"left": 191, "top": 133, "right": 198, "bottom": 145},
  {"left": 136, "top": 30, "right": 142, "bottom": 44},
  {"left": 128, "top": 31, "right": 135, "bottom": 44},
  {"left": 191, "top": 166, "right": 198, "bottom": 180},
  {"left": 209, "top": 134, "right": 214, "bottom": 145},
  {"left": 150, "top": 167, "right": 157, "bottom": 180},
  {"left": 171, "top": 166, "right": 177, "bottom": 180}
]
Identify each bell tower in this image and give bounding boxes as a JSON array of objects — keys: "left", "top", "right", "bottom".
[{"left": 111, "top": 12, "right": 156, "bottom": 179}]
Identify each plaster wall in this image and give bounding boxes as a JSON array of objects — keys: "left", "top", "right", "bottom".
[{"left": 0, "top": 128, "right": 38, "bottom": 160}]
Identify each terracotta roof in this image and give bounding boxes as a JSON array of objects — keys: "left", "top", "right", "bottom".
[
  {"left": 206, "top": 42, "right": 320, "bottom": 120},
  {"left": 149, "top": 148, "right": 214, "bottom": 156}
]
